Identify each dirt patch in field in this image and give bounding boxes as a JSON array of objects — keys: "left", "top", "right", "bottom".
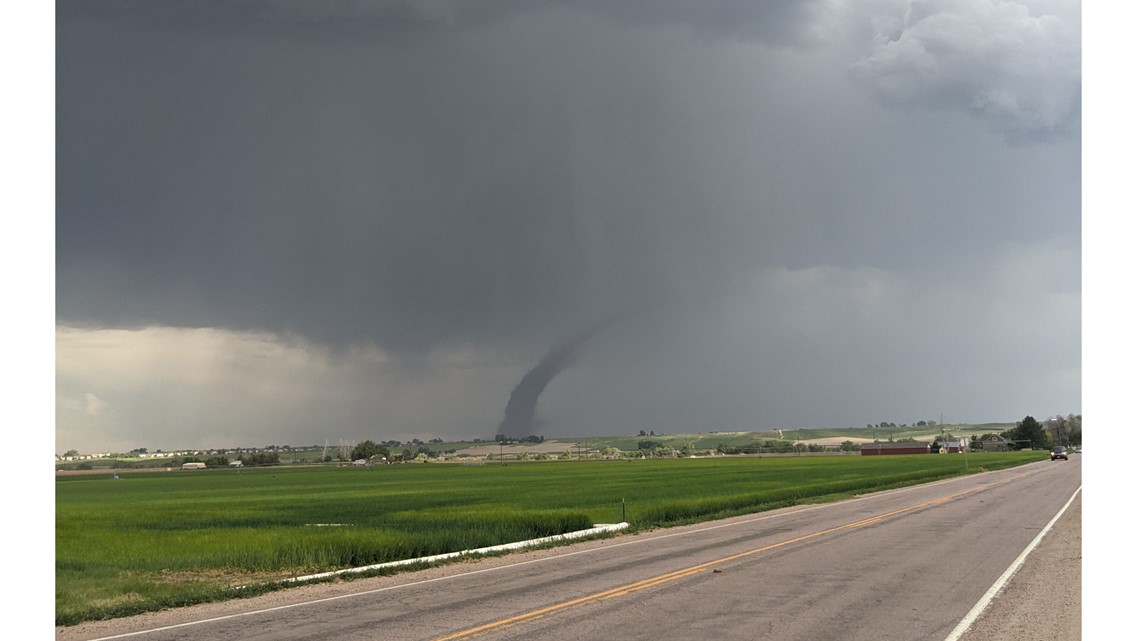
[
  {"left": 795, "top": 436, "right": 876, "bottom": 445},
  {"left": 460, "top": 441, "right": 581, "bottom": 456}
]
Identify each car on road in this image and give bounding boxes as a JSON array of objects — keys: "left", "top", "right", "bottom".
[{"left": 1050, "top": 446, "right": 1068, "bottom": 461}]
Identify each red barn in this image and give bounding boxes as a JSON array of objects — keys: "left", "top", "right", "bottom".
[{"left": 860, "top": 442, "right": 932, "bottom": 456}]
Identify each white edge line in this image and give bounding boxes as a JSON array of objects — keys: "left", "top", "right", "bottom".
[{"left": 943, "top": 484, "right": 1082, "bottom": 641}]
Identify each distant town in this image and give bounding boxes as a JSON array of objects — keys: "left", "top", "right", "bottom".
[{"left": 56, "top": 415, "right": 1081, "bottom": 472}]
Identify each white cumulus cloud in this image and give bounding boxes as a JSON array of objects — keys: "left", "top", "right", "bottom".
[{"left": 854, "top": 0, "right": 1080, "bottom": 142}]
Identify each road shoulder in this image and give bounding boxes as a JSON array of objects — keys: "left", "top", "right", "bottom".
[{"left": 954, "top": 491, "right": 1081, "bottom": 641}]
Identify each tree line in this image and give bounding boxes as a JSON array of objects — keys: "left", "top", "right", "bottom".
[{"left": 996, "top": 414, "right": 1081, "bottom": 450}]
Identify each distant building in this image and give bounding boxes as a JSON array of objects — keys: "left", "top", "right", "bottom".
[
  {"left": 933, "top": 439, "right": 966, "bottom": 453},
  {"left": 181, "top": 462, "right": 207, "bottom": 470},
  {"left": 859, "top": 441, "right": 932, "bottom": 456},
  {"left": 980, "top": 435, "right": 1013, "bottom": 452}
]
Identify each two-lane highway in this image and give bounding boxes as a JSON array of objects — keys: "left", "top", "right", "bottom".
[{"left": 60, "top": 457, "right": 1081, "bottom": 641}]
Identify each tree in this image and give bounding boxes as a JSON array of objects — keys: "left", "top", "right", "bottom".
[
  {"left": 1009, "top": 415, "right": 1049, "bottom": 450},
  {"left": 238, "top": 451, "right": 280, "bottom": 467},
  {"left": 767, "top": 440, "right": 795, "bottom": 454},
  {"left": 350, "top": 440, "right": 389, "bottom": 461},
  {"left": 1044, "top": 414, "right": 1082, "bottom": 447},
  {"left": 1065, "top": 413, "right": 1082, "bottom": 447}
]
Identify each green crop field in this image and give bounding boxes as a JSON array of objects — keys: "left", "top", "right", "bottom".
[{"left": 56, "top": 452, "right": 1042, "bottom": 625}]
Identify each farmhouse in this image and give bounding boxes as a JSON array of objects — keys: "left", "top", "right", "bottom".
[
  {"left": 980, "top": 435, "right": 1013, "bottom": 452},
  {"left": 859, "top": 441, "right": 932, "bottom": 456}
]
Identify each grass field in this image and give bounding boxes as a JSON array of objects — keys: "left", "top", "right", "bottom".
[{"left": 56, "top": 451, "right": 1042, "bottom": 625}]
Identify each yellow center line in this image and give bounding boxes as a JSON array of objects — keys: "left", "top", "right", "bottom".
[{"left": 433, "top": 475, "right": 1020, "bottom": 641}]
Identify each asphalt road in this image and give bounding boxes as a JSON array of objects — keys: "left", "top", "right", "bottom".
[{"left": 59, "top": 457, "right": 1081, "bottom": 641}]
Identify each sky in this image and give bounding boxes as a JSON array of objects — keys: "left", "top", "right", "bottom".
[{"left": 51, "top": 0, "right": 1085, "bottom": 455}]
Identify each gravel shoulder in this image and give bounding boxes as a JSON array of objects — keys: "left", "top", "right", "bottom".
[{"left": 955, "top": 490, "right": 1081, "bottom": 641}]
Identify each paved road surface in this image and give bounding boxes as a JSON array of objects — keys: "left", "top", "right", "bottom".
[{"left": 58, "top": 457, "right": 1081, "bottom": 641}]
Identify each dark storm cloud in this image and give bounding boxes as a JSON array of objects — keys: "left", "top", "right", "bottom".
[
  {"left": 56, "top": 1, "right": 1081, "bottom": 449},
  {"left": 56, "top": 0, "right": 838, "bottom": 355},
  {"left": 59, "top": 1, "right": 834, "bottom": 44}
]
